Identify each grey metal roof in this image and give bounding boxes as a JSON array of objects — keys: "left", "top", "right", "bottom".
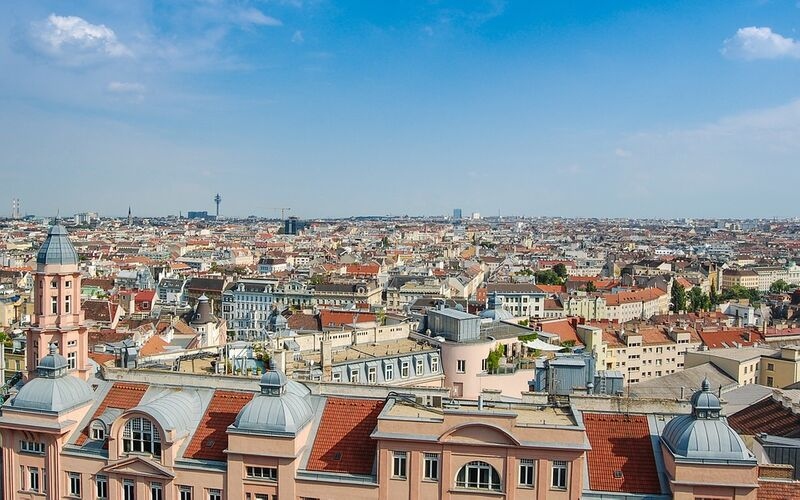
[
  {"left": 12, "top": 374, "right": 94, "bottom": 413},
  {"left": 234, "top": 368, "right": 313, "bottom": 435},
  {"left": 130, "top": 390, "right": 202, "bottom": 438},
  {"left": 36, "top": 224, "right": 79, "bottom": 266}
]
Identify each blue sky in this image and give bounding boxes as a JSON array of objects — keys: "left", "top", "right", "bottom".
[{"left": 1, "top": 1, "right": 799, "bottom": 219}]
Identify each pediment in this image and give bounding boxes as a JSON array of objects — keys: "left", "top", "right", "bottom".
[
  {"left": 101, "top": 456, "right": 175, "bottom": 479},
  {"left": 440, "top": 424, "right": 519, "bottom": 446}
]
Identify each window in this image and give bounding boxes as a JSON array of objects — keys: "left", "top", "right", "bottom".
[
  {"left": 65, "top": 295, "right": 72, "bottom": 313},
  {"left": 91, "top": 422, "right": 106, "bottom": 440},
  {"left": 400, "top": 361, "right": 409, "bottom": 378},
  {"left": 96, "top": 475, "right": 108, "bottom": 499},
  {"left": 385, "top": 364, "right": 394, "bottom": 381},
  {"left": 51, "top": 295, "right": 58, "bottom": 314},
  {"left": 20, "top": 440, "right": 45, "bottom": 454},
  {"left": 423, "top": 453, "right": 439, "bottom": 481},
  {"left": 178, "top": 486, "right": 193, "bottom": 500},
  {"left": 767, "top": 376, "right": 775, "bottom": 387},
  {"left": 415, "top": 358, "right": 423, "bottom": 376},
  {"left": 368, "top": 366, "right": 377, "bottom": 384},
  {"left": 208, "top": 489, "right": 222, "bottom": 500},
  {"left": 456, "top": 461, "right": 501, "bottom": 491},
  {"left": 246, "top": 466, "right": 277, "bottom": 481},
  {"left": 65, "top": 280, "right": 72, "bottom": 288},
  {"left": 392, "top": 451, "right": 407, "bottom": 478},
  {"left": 457, "top": 359, "right": 466, "bottom": 373},
  {"left": 431, "top": 357, "right": 439, "bottom": 373},
  {"left": 350, "top": 370, "right": 360, "bottom": 383},
  {"left": 151, "top": 482, "right": 163, "bottom": 500},
  {"left": 551, "top": 460, "right": 568, "bottom": 489},
  {"left": 68, "top": 472, "right": 81, "bottom": 497},
  {"left": 332, "top": 372, "right": 341, "bottom": 382},
  {"left": 51, "top": 279, "right": 58, "bottom": 289},
  {"left": 767, "top": 363, "right": 775, "bottom": 371},
  {"left": 519, "top": 459, "right": 535, "bottom": 487},
  {"left": 28, "top": 467, "right": 40, "bottom": 492},
  {"left": 123, "top": 417, "right": 161, "bottom": 458},
  {"left": 68, "top": 351, "right": 77, "bottom": 370},
  {"left": 123, "top": 479, "right": 135, "bottom": 500},
  {"left": 67, "top": 339, "right": 77, "bottom": 347}
]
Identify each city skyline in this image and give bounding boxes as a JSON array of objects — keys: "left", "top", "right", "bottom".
[{"left": 1, "top": 1, "right": 800, "bottom": 218}]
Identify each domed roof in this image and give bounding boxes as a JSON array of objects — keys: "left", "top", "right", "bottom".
[
  {"left": 36, "top": 224, "right": 79, "bottom": 267},
  {"left": 661, "top": 377, "right": 754, "bottom": 463},
  {"left": 130, "top": 390, "right": 202, "bottom": 438},
  {"left": 233, "top": 367, "right": 313, "bottom": 435},
  {"left": 191, "top": 294, "right": 214, "bottom": 324},
  {"left": 481, "top": 292, "right": 514, "bottom": 322},
  {"left": 12, "top": 344, "right": 93, "bottom": 413}
]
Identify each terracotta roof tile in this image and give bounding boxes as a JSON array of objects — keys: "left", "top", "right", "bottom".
[
  {"left": 728, "top": 397, "right": 800, "bottom": 438},
  {"left": 184, "top": 390, "right": 254, "bottom": 462},
  {"left": 583, "top": 413, "right": 661, "bottom": 495},
  {"left": 306, "top": 398, "right": 384, "bottom": 475},
  {"left": 76, "top": 382, "right": 148, "bottom": 445},
  {"left": 758, "top": 479, "right": 800, "bottom": 499},
  {"left": 139, "top": 335, "right": 169, "bottom": 356}
]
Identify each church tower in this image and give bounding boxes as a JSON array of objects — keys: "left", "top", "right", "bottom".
[{"left": 26, "top": 224, "right": 90, "bottom": 381}]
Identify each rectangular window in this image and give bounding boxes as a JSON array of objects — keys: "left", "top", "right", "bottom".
[
  {"left": 245, "top": 466, "right": 277, "bottom": 481},
  {"left": 551, "top": 460, "right": 568, "bottom": 489},
  {"left": 519, "top": 459, "right": 535, "bottom": 487},
  {"left": 29, "top": 467, "right": 39, "bottom": 492},
  {"left": 68, "top": 351, "right": 77, "bottom": 370},
  {"left": 96, "top": 475, "right": 108, "bottom": 499},
  {"left": 65, "top": 280, "right": 72, "bottom": 288},
  {"left": 385, "top": 364, "right": 394, "bottom": 381},
  {"left": 123, "top": 480, "right": 135, "bottom": 500},
  {"left": 457, "top": 359, "right": 466, "bottom": 373},
  {"left": 400, "top": 361, "right": 409, "bottom": 378},
  {"left": 20, "top": 440, "right": 45, "bottom": 454},
  {"left": 423, "top": 453, "right": 439, "bottom": 481},
  {"left": 51, "top": 295, "right": 58, "bottom": 314},
  {"left": 431, "top": 357, "right": 439, "bottom": 373},
  {"left": 767, "top": 376, "right": 774, "bottom": 387},
  {"left": 68, "top": 472, "right": 81, "bottom": 497},
  {"left": 150, "top": 482, "right": 163, "bottom": 500},
  {"left": 350, "top": 370, "right": 360, "bottom": 383},
  {"left": 392, "top": 451, "right": 407, "bottom": 478},
  {"left": 415, "top": 358, "right": 423, "bottom": 376},
  {"left": 332, "top": 372, "right": 341, "bottom": 382},
  {"left": 767, "top": 363, "right": 775, "bottom": 371},
  {"left": 368, "top": 366, "right": 377, "bottom": 383},
  {"left": 178, "top": 486, "right": 192, "bottom": 500},
  {"left": 208, "top": 489, "right": 222, "bottom": 500}
]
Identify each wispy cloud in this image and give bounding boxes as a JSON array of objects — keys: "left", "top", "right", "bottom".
[
  {"left": 25, "top": 14, "right": 132, "bottom": 66},
  {"left": 722, "top": 26, "right": 800, "bottom": 60},
  {"left": 230, "top": 7, "right": 282, "bottom": 27},
  {"left": 107, "top": 81, "right": 145, "bottom": 94},
  {"left": 614, "top": 148, "right": 632, "bottom": 158},
  {"left": 291, "top": 30, "right": 304, "bottom": 44}
]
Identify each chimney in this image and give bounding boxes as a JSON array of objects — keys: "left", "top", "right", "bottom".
[
  {"left": 478, "top": 394, "right": 484, "bottom": 411},
  {"left": 321, "top": 333, "right": 332, "bottom": 381},
  {"left": 274, "top": 349, "right": 286, "bottom": 373}
]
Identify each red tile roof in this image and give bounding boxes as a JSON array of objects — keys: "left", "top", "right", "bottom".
[
  {"left": 758, "top": 479, "right": 800, "bottom": 499},
  {"left": 306, "top": 398, "right": 384, "bottom": 475},
  {"left": 76, "top": 382, "right": 148, "bottom": 445},
  {"left": 319, "top": 310, "right": 377, "bottom": 328},
  {"left": 184, "top": 390, "right": 254, "bottom": 462},
  {"left": 139, "top": 335, "right": 169, "bottom": 356},
  {"left": 728, "top": 397, "right": 800, "bottom": 438},
  {"left": 583, "top": 413, "right": 661, "bottom": 495}
]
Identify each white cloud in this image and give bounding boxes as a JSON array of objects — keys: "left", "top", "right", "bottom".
[
  {"left": 107, "top": 81, "right": 145, "bottom": 94},
  {"left": 231, "top": 7, "right": 282, "bottom": 27},
  {"left": 27, "top": 14, "right": 131, "bottom": 66},
  {"left": 722, "top": 26, "right": 800, "bottom": 60},
  {"left": 291, "top": 30, "right": 304, "bottom": 44},
  {"left": 614, "top": 148, "right": 632, "bottom": 158}
]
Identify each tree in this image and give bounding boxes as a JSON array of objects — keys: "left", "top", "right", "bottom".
[
  {"left": 688, "top": 286, "right": 711, "bottom": 312},
  {"left": 720, "top": 285, "right": 761, "bottom": 304},
  {"left": 709, "top": 283, "right": 719, "bottom": 305},
  {"left": 585, "top": 281, "right": 597, "bottom": 293},
  {"left": 486, "top": 344, "right": 505, "bottom": 373},
  {"left": 671, "top": 282, "right": 687, "bottom": 312},
  {"left": 770, "top": 279, "right": 791, "bottom": 294},
  {"left": 552, "top": 263, "right": 568, "bottom": 279},
  {"left": 535, "top": 269, "right": 562, "bottom": 285}
]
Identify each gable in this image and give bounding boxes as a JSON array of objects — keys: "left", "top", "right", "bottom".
[
  {"left": 101, "top": 456, "right": 175, "bottom": 479},
  {"left": 441, "top": 424, "right": 518, "bottom": 446}
]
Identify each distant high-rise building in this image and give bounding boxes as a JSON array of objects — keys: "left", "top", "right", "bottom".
[
  {"left": 11, "top": 198, "right": 21, "bottom": 219},
  {"left": 188, "top": 211, "right": 209, "bottom": 220},
  {"left": 284, "top": 216, "right": 305, "bottom": 235},
  {"left": 127, "top": 206, "right": 132, "bottom": 226},
  {"left": 453, "top": 208, "right": 462, "bottom": 220},
  {"left": 214, "top": 193, "right": 222, "bottom": 217}
]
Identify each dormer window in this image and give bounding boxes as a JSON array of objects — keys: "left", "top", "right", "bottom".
[
  {"left": 90, "top": 422, "right": 106, "bottom": 441},
  {"left": 122, "top": 417, "right": 161, "bottom": 458}
]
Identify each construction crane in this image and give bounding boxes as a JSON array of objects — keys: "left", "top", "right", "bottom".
[{"left": 266, "top": 207, "right": 292, "bottom": 219}]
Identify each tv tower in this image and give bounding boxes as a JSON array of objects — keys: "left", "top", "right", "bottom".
[{"left": 214, "top": 193, "right": 222, "bottom": 217}]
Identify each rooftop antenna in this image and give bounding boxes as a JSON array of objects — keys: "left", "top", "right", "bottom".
[{"left": 214, "top": 193, "right": 222, "bottom": 218}]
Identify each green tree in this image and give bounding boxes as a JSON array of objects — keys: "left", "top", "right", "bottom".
[
  {"left": 535, "top": 269, "right": 562, "bottom": 285},
  {"left": 688, "top": 286, "right": 711, "bottom": 312},
  {"left": 485, "top": 344, "right": 505, "bottom": 372},
  {"left": 721, "top": 285, "right": 761, "bottom": 304},
  {"left": 770, "top": 279, "right": 791, "bottom": 294},
  {"left": 672, "top": 282, "right": 687, "bottom": 312},
  {"left": 709, "top": 283, "right": 719, "bottom": 305},
  {"left": 585, "top": 281, "right": 597, "bottom": 293},
  {"left": 553, "top": 263, "right": 568, "bottom": 279}
]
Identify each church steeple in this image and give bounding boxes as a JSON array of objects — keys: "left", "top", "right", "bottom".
[{"left": 128, "top": 206, "right": 132, "bottom": 226}]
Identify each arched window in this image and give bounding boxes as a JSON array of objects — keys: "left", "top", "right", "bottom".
[
  {"left": 122, "top": 417, "right": 161, "bottom": 457},
  {"left": 456, "top": 461, "right": 501, "bottom": 491}
]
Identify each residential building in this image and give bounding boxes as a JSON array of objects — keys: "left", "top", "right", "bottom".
[
  {"left": 486, "top": 283, "right": 548, "bottom": 318},
  {"left": 722, "top": 268, "right": 759, "bottom": 291}
]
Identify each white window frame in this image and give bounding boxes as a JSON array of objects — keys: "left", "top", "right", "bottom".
[
  {"left": 96, "top": 475, "right": 109, "bottom": 500},
  {"left": 400, "top": 361, "right": 409, "bottom": 378},
  {"left": 455, "top": 461, "right": 501, "bottom": 491},
  {"left": 392, "top": 451, "right": 407, "bottom": 479},
  {"left": 431, "top": 356, "right": 439, "bottom": 373},
  {"left": 423, "top": 453, "right": 439, "bottom": 481},
  {"left": 415, "top": 358, "right": 423, "bottom": 376},
  {"left": 350, "top": 370, "right": 360, "bottom": 383},
  {"left": 65, "top": 294, "right": 72, "bottom": 313},
  {"left": 150, "top": 481, "right": 163, "bottom": 500},
  {"left": 208, "top": 489, "right": 222, "bottom": 500},
  {"left": 67, "top": 351, "right": 77, "bottom": 370},
  {"left": 457, "top": 359, "right": 466, "bottom": 373},
  {"left": 68, "top": 472, "right": 81, "bottom": 497},
  {"left": 385, "top": 364, "right": 394, "bottom": 381},
  {"left": 178, "top": 486, "right": 193, "bottom": 500},
  {"left": 551, "top": 460, "right": 568, "bottom": 490},
  {"left": 245, "top": 466, "right": 277, "bottom": 481},
  {"left": 20, "top": 440, "right": 45, "bottom": 454},
  {"left": 28, "top": 467, "right": 40, "bottom": 492},
  {"left": 519, "top": 459, "right": 535, "bottom": 487},
  {"left": 368, "top": 366, "right": 377, "bottom": 384},
  {"left": 122, "top": 479, "right": 135, "bottom": 500}
]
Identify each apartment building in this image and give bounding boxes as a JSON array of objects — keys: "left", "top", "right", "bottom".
[
  {"left": 485, "top": 283, "right": 548, "bottom": 318},
  {"left": 721, "top": 268, "right": 759, "bottom": 290},
  {"left": 684, "top": 345, "right": 800, "bottom": 388}
]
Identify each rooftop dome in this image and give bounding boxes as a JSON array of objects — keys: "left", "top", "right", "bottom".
[
  {"left": 661, "top": 377, "right": 754, "bottom": 463},
  {"left": 12, "top": 344, "right": 93, "bottom": 413},
  {"left": 233, "top": 367, "right": 313, "bottom": 435},
  {"left": 480, "top": 292, "right": 514, "bottom": 322},
  {"left": 36, "top": 224, "right": 79, "bottom": 267},
  {"left": 192, "top": 294, "right": 213, "bottom": 324},
  {"left": 130, "top": 390, "right": 202, "bottom": 439}
]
